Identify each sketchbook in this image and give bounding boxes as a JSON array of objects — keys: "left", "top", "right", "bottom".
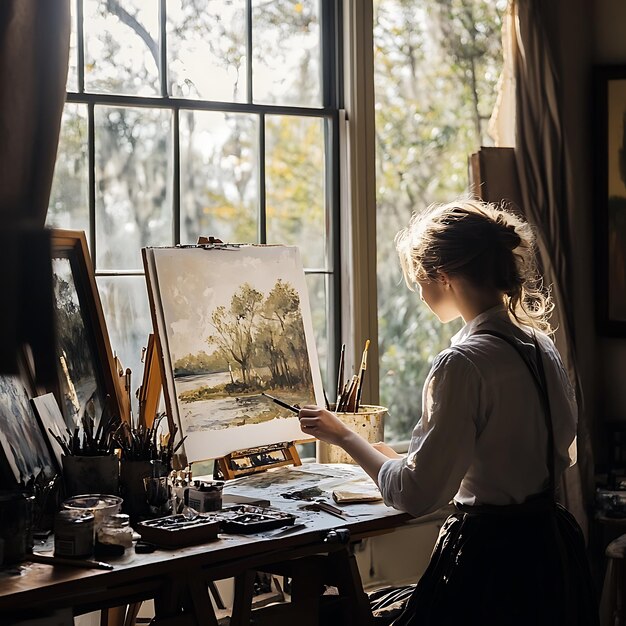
[{"left": 143, "top": 245, "right": 322, "bottom": 462}]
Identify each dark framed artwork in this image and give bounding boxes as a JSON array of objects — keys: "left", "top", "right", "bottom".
[
  {"left": 594, "top": 66, "right": 626, "bottom": 335},
  {"left": 50, "top": 230, "right": 124, "bottom": 428}
]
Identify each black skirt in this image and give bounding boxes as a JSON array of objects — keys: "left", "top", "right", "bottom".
[{"left": 372, "top": 494, "right": 599, "bottom": 626}]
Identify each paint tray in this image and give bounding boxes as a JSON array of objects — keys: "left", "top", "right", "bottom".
[
  {"left": 137, "top": 514, "right": 221, "bottom": 547},
  {"left": 218, "top": 505, "right": 296, "bottom": 534}
]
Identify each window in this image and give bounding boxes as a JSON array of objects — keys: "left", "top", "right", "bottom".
[
  {"left": 49, "top": 0, "right": 342, "bottom": 413},
  {"left": 374, "top": 0, "right": 507, "bottom": 443}
]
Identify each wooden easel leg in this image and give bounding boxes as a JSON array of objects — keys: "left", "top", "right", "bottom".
[{"left": 230, "top": 570, "right": 256, "bottom": 626}]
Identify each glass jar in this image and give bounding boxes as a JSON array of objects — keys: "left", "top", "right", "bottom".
[{"left": 95, "top": 513, "right": 133, "bottom": 557}]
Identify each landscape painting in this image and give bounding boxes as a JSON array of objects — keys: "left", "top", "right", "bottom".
[
  {"left": 144, "top": 245, "right": 323, "bottom": 461},
  {"left": 0, "top": 375, "right": 56, "bottom": 486}
]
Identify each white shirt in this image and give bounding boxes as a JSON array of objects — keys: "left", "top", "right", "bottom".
[{"left": 377, "top": 305, "right": 577, "bottom": 517}]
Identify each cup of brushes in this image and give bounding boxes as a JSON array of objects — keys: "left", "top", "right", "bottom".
[
  {"left": 317, "top": 340, "right": 387, "bottom": 465},
  {"left": 58, "top": 399, "right": 121, "bottom": 497}
]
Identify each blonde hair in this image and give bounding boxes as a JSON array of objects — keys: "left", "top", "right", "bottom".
[{"left": 395, "top": 198, "right": 554, "bottom": 333}]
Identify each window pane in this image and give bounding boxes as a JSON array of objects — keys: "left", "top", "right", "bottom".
[
  {"left": 305, "top": 272, "right": 328, "bottom": 390},
  {"left": 180, "top": 110, "right": 258, "bottom": 245},
  {"left": 374, "top": 0, "right": 505, "bottom": 442},
  {"left": 95, "top": 106, "right": 173, "bottom": 270},
  {"left": 97, "top": 275, "right": 153, "bottom": 418},
  {"left": 252, "top": 0, "right": 321, "bottom": 106},
  {"left": 67, "top": 0, "right": 78, "bottom": 92},
  {"left": 167, "top": 0, "right": 247, "bottom": 102},
  {"left": 47, "top": 103, "right": 89, "bottom": 233},
  {"left": 84, "top": 0, "right": 160, "bottom": 96},
  {"left": 265, "top": 115, "right": 326, "bottom": 269}
]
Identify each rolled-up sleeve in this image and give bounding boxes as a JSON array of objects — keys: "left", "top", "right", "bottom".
[{"left": 378, "top": 349, "right": 480, "bottom": 517}]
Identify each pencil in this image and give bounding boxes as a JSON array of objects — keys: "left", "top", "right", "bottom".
[
  {"left": 261, "top": 392, "right": 300, "bottom": 414},
  {"left": 29, "top": 553, "right": 114, "bottom": 571}
]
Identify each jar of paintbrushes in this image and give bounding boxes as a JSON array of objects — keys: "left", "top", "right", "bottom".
[
  {"left": 56, "top": 402, "right": 121, "bottom": 497},
  {"left": 116, "top": 413, "right": 185, "bottom": 523},
  {"left": 317, "top": 340, "right": 387, "bottom": 464}
]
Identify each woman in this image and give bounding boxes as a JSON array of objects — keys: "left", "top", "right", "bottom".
[{"left": 298, "top": 199, "right": 598, "bottom": 625}]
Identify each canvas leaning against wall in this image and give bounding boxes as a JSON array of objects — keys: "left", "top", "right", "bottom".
[
  {"left": 143, "top": 245, "right": 323, "bottom": 462},
  {"left": 0, "top": 376, "right": 55, "bottom": 486}
]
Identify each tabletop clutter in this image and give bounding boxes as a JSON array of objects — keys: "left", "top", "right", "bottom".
[{"left": 0, "top": 456, "right": 384, "bottom": 571}]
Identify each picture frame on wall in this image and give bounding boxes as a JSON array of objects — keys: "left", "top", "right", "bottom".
[
  {"left": 594, "top": 65, "right": 626, "bottom": 336},
  {"left": 50, "top": 230, "right": 125, "bottom": 428}
]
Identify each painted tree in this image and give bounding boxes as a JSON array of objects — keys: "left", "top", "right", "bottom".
[
  {"left": 256, "top": 279, "right": 310, "bottom": 388},
  {"left": 206, "top": 283, "right": 264, "bottom": 386}
]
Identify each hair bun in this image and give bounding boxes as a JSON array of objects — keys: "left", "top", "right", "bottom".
[{"left": 494, "top": 215, "right": 521, "bottom": 250}]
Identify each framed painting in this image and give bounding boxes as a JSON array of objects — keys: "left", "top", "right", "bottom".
[
  {"left": 50, "top": 230, "right": 125, "bottom": 428},
  {"left": 594, "top": 66, "right": 626, "bottom": 335},
  {"left": 143, "top": 245, "right": 323, "bottom": 462}
]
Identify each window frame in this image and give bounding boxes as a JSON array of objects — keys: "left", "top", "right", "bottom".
[{"left": 59, "top": 0, "right": 344, "bottom": 391}]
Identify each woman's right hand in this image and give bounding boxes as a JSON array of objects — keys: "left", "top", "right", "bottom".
[{"left": 298, "top": 405, "right": 352, "bottom": 446}]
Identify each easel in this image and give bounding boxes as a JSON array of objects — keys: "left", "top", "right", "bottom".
[
  {"left": 215, "top": 441, "right": 302, "bottom": 480},
  {"left": 137, "top": 333, "right": 162, "bottom": 429}
]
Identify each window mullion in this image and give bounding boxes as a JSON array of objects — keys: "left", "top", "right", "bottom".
[
  {"left": 173, "top": 107, "right": 180, "bottom": 245},
  {"left": 88, "top": 102, "right": 96, "bottom": 266},
  {"left": 159, "top": 0, "right": 168, "bottom": 97},
  {"left": 77, "top": 0, "right": 85, "bottom": 93},
  {"left": 258, "top": 112, "right": 266, "bottom": 244},
  {"left": 246, "top": 0, "right": 253, "bottom": 104}
]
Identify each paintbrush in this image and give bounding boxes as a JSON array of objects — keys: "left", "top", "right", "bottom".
[
  {"left": 339, "top": 375, "right": 359, "bottom": 412},
  {"left": 261, "top": 392, "right": 300, "bottom": 414},
  {"left": 335, "top": 343, "right": 345, "bottom": 408},
  {"left": 354, "top": 339, "right": 370, "bottom": 412},
  {"left": 29, "top": 553, "right": 114, "bottom": 571}
]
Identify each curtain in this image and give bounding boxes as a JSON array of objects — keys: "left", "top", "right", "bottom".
[
  {"left": 490, "top": 0, "right": 594, "bottom": 538},
  {"left": 0, "top": 0, "right": 70, "bottom": 384}
]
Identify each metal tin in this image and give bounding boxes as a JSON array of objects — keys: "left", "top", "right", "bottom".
[
  {"left": 54, "top": 510, "right": 94, "bottom": 558},
  {"left": 185, "top": 481, "right": 224, "bottom": 512}
]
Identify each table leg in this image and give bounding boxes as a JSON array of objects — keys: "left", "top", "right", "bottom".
[
  {"left": 230, "top": 570, "right": 256, "bottom": 626},
  {"left": 327, "top": 547, "right": 374, "bottom": 626}
]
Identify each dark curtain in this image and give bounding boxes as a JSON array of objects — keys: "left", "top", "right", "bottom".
[
  {"left": 0, "top": 0, "right": 70, "bottom": 384},
  {"left": 507, "top": 0, "right": 594, "bottom": 537}
]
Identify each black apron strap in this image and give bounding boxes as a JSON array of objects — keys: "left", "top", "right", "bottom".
[{"left": 472, "top": 329, "right": 556, "bottom": 496}]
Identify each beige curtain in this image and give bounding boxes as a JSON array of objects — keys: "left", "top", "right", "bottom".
[
  {"left": 0, "top": 0, "right": 70, "bottom": 384},
  {"left": 490, "top": 0, "right": 594, "bottom": 538}
]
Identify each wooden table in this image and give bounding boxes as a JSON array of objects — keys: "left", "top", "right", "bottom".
[{"left": 0, "top": 464, "right": 413, "bottom": 626}]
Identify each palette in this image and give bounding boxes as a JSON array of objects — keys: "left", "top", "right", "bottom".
[
  {"left": 137, "top": 514, "right": 221, "bottom": 547},
  {"left": 218, "top": 505, "right": 296, "bottom": 534}
]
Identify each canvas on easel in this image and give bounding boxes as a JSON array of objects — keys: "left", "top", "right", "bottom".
[{"left": 142, "top": 244, "right": 322, "bottom": 465}]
